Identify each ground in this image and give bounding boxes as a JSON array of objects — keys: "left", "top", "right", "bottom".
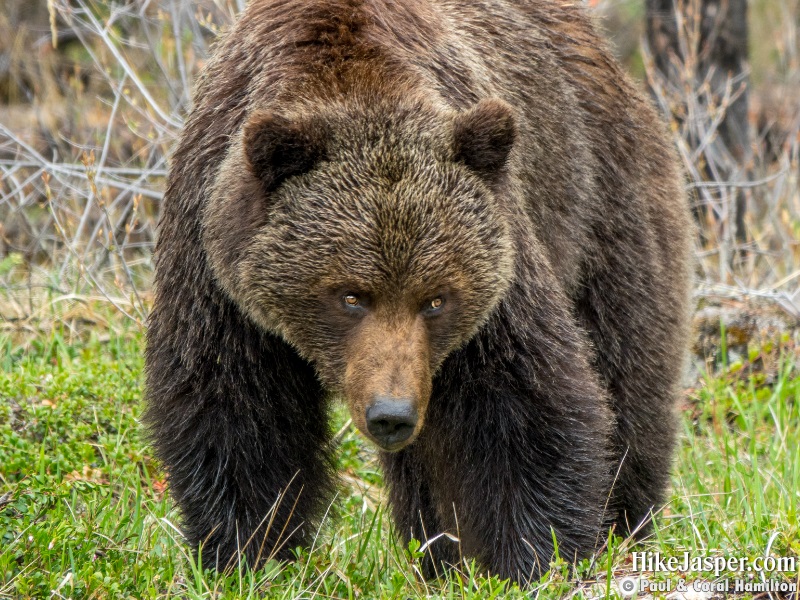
[{"left": 0, "top": 305, "right": 797, "bottom": 599}]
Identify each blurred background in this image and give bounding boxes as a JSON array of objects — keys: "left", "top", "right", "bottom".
[{"left": 0, "top": 0, "right": 798, "bottom": 368}]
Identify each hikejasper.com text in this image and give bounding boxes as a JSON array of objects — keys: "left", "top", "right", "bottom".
[{"left": 632, "top": 552, "right": 797, "bottom": 577}]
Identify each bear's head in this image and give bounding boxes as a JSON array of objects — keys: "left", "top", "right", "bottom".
[{"left": 203, "top": 97, "right": 516, "bottom": 451}]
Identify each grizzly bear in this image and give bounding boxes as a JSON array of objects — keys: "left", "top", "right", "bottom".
[{"left": 144, "top": 0, "right": 693, "bottom": 584}]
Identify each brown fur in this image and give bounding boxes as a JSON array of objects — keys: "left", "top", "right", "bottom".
[{"left": 145, "top": 0, "right": 693, "bottom": 584}]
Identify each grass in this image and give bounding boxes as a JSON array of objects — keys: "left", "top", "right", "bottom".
[
  {"left": 0, "top": 310, "right": 798, "bottom": 599},
  {"left": 2, "top": 0, "right": 799, "bottom": 309}
]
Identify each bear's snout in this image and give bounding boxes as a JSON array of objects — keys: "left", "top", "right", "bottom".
[
  {"left": 342, "top": 310, "right": 432, "bottom": 450},
  {"left": 366, "top": 396, "right": 418, "bottom": 451}
]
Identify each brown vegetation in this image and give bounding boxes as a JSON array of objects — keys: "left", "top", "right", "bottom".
[{"left": 1, "top": 0, "right": 798, "bottom": 319}]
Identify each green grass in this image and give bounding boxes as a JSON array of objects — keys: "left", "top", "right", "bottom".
[{"left": 0, "top": 321, "right": 798, "bottom": 599}]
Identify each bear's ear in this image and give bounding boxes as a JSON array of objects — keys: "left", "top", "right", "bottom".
[
  {"left": 453, "top": 98, "right": 516, "bottom": 178},
  {"left": 243, "top": 111, "right": 327, "bottom": 191}
]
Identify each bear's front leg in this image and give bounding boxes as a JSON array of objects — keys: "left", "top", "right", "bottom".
[
  {"left": 576, "top": 227, "right": 691, "bottom": 535},
  {"left": 145, "top": 298, "right": 336, "bottom": 571},
  {"left": 407, "top": 280, "right": 615, "bottom": 583}
]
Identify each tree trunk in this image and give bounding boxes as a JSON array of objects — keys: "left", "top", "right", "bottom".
[{"left": 646, "top": 0, "right": 750, "bottom": 247}]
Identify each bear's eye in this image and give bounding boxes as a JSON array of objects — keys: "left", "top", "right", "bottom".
[
  {"left": 424, "top": 296, "right": 445, "bottom": 315},
  {"left": 339, "top": 291, "right": 369, "bottom": 316}
]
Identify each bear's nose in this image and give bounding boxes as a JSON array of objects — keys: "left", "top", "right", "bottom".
[{"left": 366, "top": 397, "right": 417, "bottom": 450}]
